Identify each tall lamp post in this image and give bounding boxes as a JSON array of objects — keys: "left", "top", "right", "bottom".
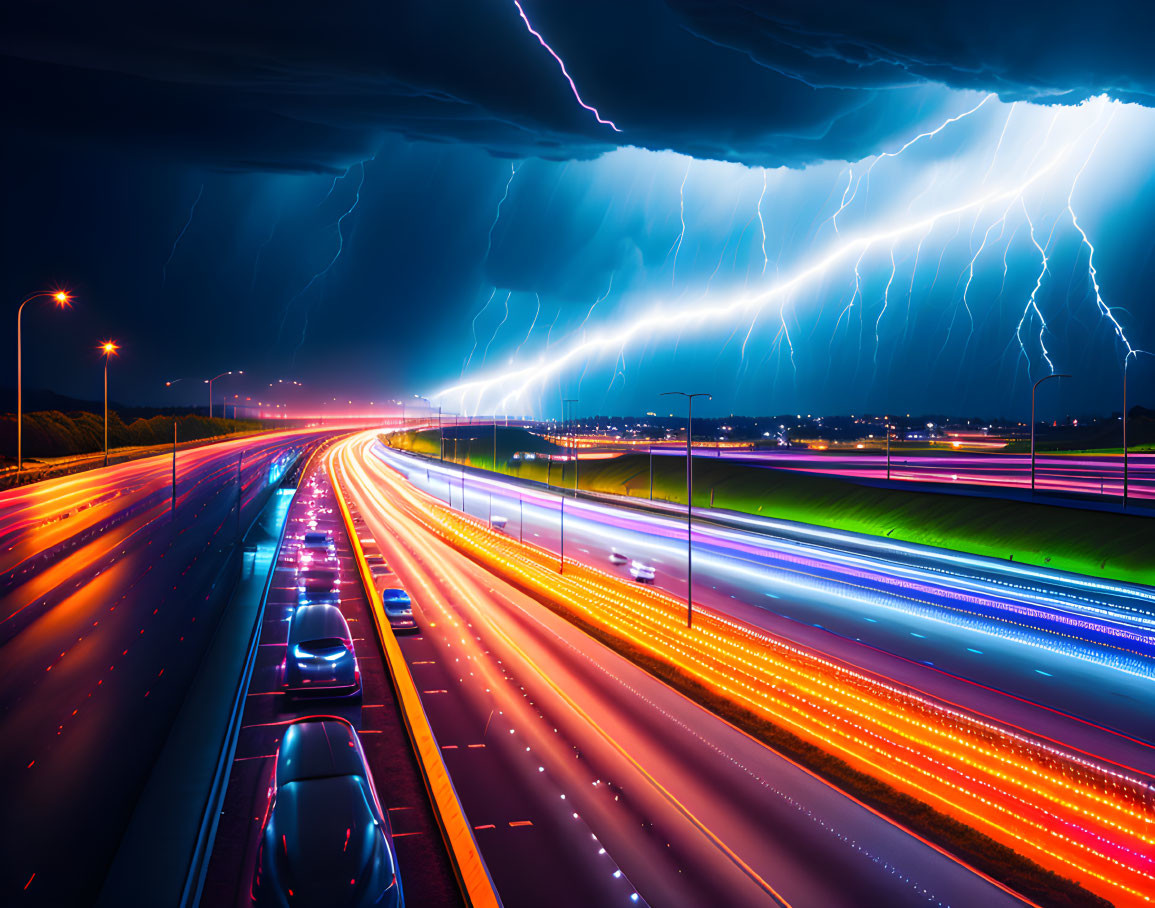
[
  {"left": 885, "top": 414, "right": 892, "bottom": 481},
  {"left": 662, "top": 390, "right": 711, "bottom": 628},
  {"left": 1030, "top": 373, "right": 1070, "bottom": 494},
  {"left": 1123, "top": 352, "right": 1152, "bottom": 509},
  {"left": 16, "top": 290, "right": 72, "bottom": 470},
  {"left": 205, "top": 370, "right": 243, "bottom": 419},
  {"left": 100, "top": 341, "right": 119, "bottom": 467},
  {"left": 559, "top": 399, "right": 578, "bottom": 573}
]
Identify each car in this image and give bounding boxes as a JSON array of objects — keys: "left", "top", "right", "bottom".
[
  {"left": 369, "top": 563, "right": 393, "bottom": 580},
  {"left": 302, "top": 531, "right": 335, "bottom": 553},
  {"left": 629, "top": 560, "right": 656, "bottom": 583},
  {"left": 608, "top": 551, "right": 628, "bottom": 566},
  {"left": 379, "top": 588, "right": 417, "bottom": 634},
  {"left": 251, "top": 716, "right": 402, "bottom": 908},
  {"left": 298, "top": 568, "right": 340, "bottom": 604},
  {"left": 489, "top": 515, "right": 508, "bottom": 531},
  {"left": 285, "top": 605, "right": 361, "bottom": 698}
]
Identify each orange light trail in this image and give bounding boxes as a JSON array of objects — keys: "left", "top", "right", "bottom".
[{"left": 332, "top": 432, "right": 1155, "bottom": 907}]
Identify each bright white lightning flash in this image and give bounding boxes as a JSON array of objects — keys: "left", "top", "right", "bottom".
[{"left": 439, "top": 130, "right": 1086, "bottom": 413}]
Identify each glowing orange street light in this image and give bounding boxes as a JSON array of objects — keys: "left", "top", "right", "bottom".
[
  {"left": 99, "top": 340, "right": 119, "bottom": 467},
  {"left": 15, "top": 289, "right": 73, "bottom": 470}
]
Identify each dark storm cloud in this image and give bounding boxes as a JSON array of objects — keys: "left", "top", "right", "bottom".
[
  {"left": 2, "top": 0, "right": 1092, "bottom": 173},
  {"left": 665, "top": 1, "right": 1155, "bottom": 104}
]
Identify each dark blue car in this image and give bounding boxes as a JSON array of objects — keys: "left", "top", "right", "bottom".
[{"left": 252, "top": 716, "right": 403, "bottom": 907}]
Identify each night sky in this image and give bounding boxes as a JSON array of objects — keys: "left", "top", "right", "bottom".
[{"left": 3, "top": 1, "right": 1154, "bottom": 419}]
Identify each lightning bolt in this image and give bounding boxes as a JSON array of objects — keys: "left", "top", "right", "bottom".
[
  {"left": 670, "top": 162, "right": 690, "bottom": 283},
  {"left": 481, "top": 291, "right": 512, "bottom": 365},
  {"left": 321, "top": 168, "right": 350, "bottom": 205},
  {"left": 828, "top": 94, "right": 995, "bottom": 236},
  {"left": 757, "top": 169, "right": 769, "bottom": 275},
  {"left": 578, "top": 272, "right": 614, "bottom": 337},
  {"left": 1066, "top": 109, "right": 1137, "bottom": 358},
  {"left": 873, "top": 247, "right": 897, "bottom": 366},
  {"left": 484, "top": 162, "right": 519, "bottom": 264},
  {"left": 162, "top": 183, "right": 204, "bottom": 285},
  {"left": 463, "top": 288, "right": 498, "bottom": 374},
  {"left": 285, "top": 161, "right": 366, "bottom": 353},
  {"left": 1016, "top": 201, "right": 1056, "bottom": 375},
  {"left": 439, "top": 132, "right": 1086, "bottom": 413},
  {"left": 512, "top": 292, "right": 542, "bottom": 360},
  {"left": 983, "top": 102, "right": 1017, "bottom": 184},
  {"left": 511, "top": 1, "right": 621, "bottom": 132}
]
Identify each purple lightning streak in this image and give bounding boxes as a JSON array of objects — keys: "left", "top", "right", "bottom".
[{"left": 512, "top": 1, "right": 622, "bottom": 133}]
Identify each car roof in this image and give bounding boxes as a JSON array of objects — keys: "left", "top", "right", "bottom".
[
  {"left": 289, "top": 605, "right": 351, "bottom": 644},
  {"left": 277, "top": 717, "right": 365, "bottom": 786},
  {"left": 380, "top": 588, "right": 409, "bottom": 600},
  {"left": 302, "top": 531, "right": 331, "bottom": 544}
]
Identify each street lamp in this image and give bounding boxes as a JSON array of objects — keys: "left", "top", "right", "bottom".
[
  {"left": 662, "top": 390, "right": 711, "bottom": 628},
  {"left": 205, "top": 370, "right": 243, "bottom": 419},
  {"left": 1123, "top": 352, "right": 1152, "bottom": 508},
  {"left": 559, "top": 398, "right": 578, "bottom": 574},
  {"left": 1030, "top": 373, "right": 1070, "bottom": 494},
  {"left": 99, "top": 341, "right": 119, "bottom": 467},
  {"left": 885, "top": 414, "right": 892, "bottom": 481},
  {"left": 15, "top": 289, "right": 72, "bottom": 470}
]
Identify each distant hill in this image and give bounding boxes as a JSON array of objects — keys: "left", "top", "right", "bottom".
[{"left": 1, "top": 387, "right": 206, "bottom": 419}]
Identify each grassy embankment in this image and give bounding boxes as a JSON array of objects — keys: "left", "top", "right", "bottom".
[
  {"left": 0, "top": 410, "right": 265, "bottom": 460},
  {"left": 390, "top": 426, "right": 1155, "bottom": 586}
]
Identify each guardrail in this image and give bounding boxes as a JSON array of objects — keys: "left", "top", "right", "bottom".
[
  {"left": 329, "top": 449, "right": 501, "bottom": 908},
  {"left": 177, "top": 441, "right": 330, "bottom": 907}
]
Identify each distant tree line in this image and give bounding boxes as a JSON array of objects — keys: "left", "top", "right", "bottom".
[{"left": 0, "top": 410, "right": 263, "bottom": 460}]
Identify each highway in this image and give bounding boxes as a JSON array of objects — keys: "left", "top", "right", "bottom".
[
  {"left": 202, "top": 443, "right": 462, "bottom": 907},
  {"left": 332, "top": 433, "right": 1032, "bottom": 908},
  {"left": 377, "top": 443, "right": 1155, "bottom": 771},
  {"left": 670, "top": 447, "right": 1155, "bottom": 502},
  {"left": 0, "top": 429, "right": 325, "bottom": 905}
]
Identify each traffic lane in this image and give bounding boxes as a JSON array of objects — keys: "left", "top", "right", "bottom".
[
  {"left": 0, "top": 433, "right": 298, "bottom": 607},
  {"left": 344, "top": 442, "right": 1022, "bottom": 908},
  {"left": 0, "top": 429, "right": 326, "bottom": 566},
  {"left": 478, "top": 569, "right": 1026, "bottom": 908},
  {"left": 348, "top": 480, "right": 667, "bottom": 906},
  {"left": 403, "top": 445, "right": 1155, "bottom": 625},
  {"left": 0, "top": 441, "right": 289, "bottom": 651},
  {"left": 1, "top": 473, "right": 249, "bottom": 904},
  {"left": 201, "top": 461, "right": 462, "bottom": 908},
  {"left": 496, "top": 490, "right": 1155, "bottom": 766},
  {"left": 720, "top": 450, "right": 1155, "bottom": 498}
]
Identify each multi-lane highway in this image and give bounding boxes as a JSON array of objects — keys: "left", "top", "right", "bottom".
[
  {"left": 377, "top": 443, "right": 1155, "bottom": 770},
  {"left": 332, "top": 432, "right": 1036, "bottom": 908},
  {"left": 0, "top": 429, "right": 325, "bottom": 904},
  {"left": 667, "top": 447, "right": 1155, "bottom": 502}
]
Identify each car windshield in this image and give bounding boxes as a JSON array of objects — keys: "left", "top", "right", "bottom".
[{"left": 295, "top": 637, "right": 347, "bottom": 659}]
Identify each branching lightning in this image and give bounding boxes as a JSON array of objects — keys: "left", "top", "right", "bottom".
[
  {"left": 442, "top": 132, "right": 1086, "bottom": 412},
  {"left": 1065, "top": 109, "right": 1138, "bottom": 358},
  {"left": 1016, "top": 201, "right": 1056, "bottom": 375},
  {"left": 442, "top": 95, "right": 1144, "bottom": 416}
]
